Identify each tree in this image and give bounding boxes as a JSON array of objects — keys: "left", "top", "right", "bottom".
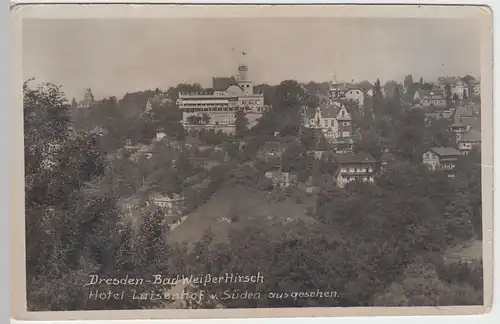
[
  {"left": 419, "top": 77, "right": 423, "bottom": 85},
  {"left": 372, "top": 79, "right": 385, "bottom": 116},
  {"left": 166, "top": 83, "right": 203, "bottom": 102},
  {"left": 24, "top": 80, "right": 179, "bottom": 310},
  {"left": 425, "top": 118, "right": 454, "bottom": 148},
  {"left": 186, "top": 115, "right": 202, "bottom": 125},
  {"left": 393, "top": 108, "right": 427, "bottom": 162},
  {"left": 202, "top": 113, "right": 211, "bottom": 125},
  {"left": 462, "top": 75, "right": 476, "bottom": 83},
  {"left": 362, "top": 95, "right": 374, "bottom": 124},
  {"left": 234, "top": 109, "right": 248, "bottom": 138},
  {"left": 374, "top": 260, "right": 482, "bottom": 306},
  {"left": 354, "top": 129, "right": 384, "bottom": 160},
  {"left": 281, "top": 143, "right": 311, "bottom": 181},
  {"left": 25, "top": 81, "right": 113, "bottom": 310},
  {"left": 463, "top": 89, "right": 468, "bottom": 100},
  {"left": 444, "top": 84, "right": 453, "bottom": 108},
  {"left": 421, "top": 83, "right": 434, "bottom": 91},
  {"left": 390, "top": 86, "right": 402, "bottom": 118}
]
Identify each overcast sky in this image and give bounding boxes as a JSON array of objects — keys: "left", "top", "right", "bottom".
[{"left": 23, "top": 18, "right": 481, "bottom": 101}]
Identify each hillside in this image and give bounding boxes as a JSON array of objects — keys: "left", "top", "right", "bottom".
[{"left": 167, "top": 183, "right": 317, "bottom": 246}]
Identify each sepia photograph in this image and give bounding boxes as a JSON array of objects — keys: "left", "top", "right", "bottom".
[{"left": 10, "top": 3, "right": 493, "bottom": 320}]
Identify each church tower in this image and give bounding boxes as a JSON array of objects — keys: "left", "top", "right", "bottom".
[
  {"left": 77, "top": 88, "right": 95, "bottom": 109},
  {"left": 329, "top": 69, "right": 346, "bottom": 105}
]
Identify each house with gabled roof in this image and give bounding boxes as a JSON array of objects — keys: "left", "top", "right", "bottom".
[
  {"left": 422, "top": 147, "right": 462, "bottom": 177},
  {"left": 130, "top": 144, "right": 155, "bottom": 161},
  {"left": 304, "top": 104, "right": 352, "bottom": 141},
  {"left": 414, "top": 89, "right": 447, "bottom": 108},
  {"left": 457, "top": 129, "right": 481, "bottom": 154},
  {"left": 450, "top": 105, "right": 481, "bottom": 150},
  {"left": 333, "top": 151, "right": 377, "bottom": 188}
]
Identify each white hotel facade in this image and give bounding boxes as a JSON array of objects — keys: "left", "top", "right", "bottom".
[{"left": 177, "top": 64, "right": 269, "bottom": 134}]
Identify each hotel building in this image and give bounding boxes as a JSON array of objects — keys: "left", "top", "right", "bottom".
[{"left": 177, "top": 64, "right": 269, "bottom": 134}]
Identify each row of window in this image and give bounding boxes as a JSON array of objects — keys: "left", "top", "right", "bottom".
[
  {"left": 240, "top": 99, "right": 261, "bottom": 105},
  {"left": 340, "top": 168, "right": 373, "bottom": 173},
  {"left": 342, "top": 176, "right": 374, "bottom": 182},
  {"left": 422, "top": 100, "right": 445, "bottom": 104},
  {"left": 182, "top": 107, "right": 259, "bottom": 113},
  {"left": 319, "top": 120, "right": 350, "bottom": 127},
  {"left": 180, "top": 102, "right": 229, "bottom": 107}
]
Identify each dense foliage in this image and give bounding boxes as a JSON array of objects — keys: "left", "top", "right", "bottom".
[
  {"left": 24, "top": 74, "right": 483, "bottom": 311},
  {"left": 25, "top": 82, "right": 181, "bottom": 310}
]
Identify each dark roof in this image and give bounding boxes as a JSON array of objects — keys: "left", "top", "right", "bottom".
[
  {"left": 333, "top": 151, "right": 376, "bottom": 164},
  {"left": 303, "top": 106, "right": 317, "bottom": 118},
  {"left": 462, "top": 118, "right": 481, "bottom": 131},
  {"left": 420, "top": 89, "right": 445, "bottom": 97},
  {"left": 423, "top": 105, "right": 452, "bottom": 113},
  {"left": 454, "top": 114, "right": 481, "bottom": 130},
  {"left": 353, "top": 81, "right": 374, "bottom": 91},
  {"left": 402, "top": 93, "right": 415, "bottom": 102},
  {"left": 380, "top": 152, "right": 396, "bottom": 163},
  {"left": 318, "top": 104, "right": 351, "bottom": 119},
  {"left": 429, "top": 147, "right": 462, "bottom": 157},
  {"left": 450, "top": 122, "right": 466, "bottom": 128},
  {"left": 212, "top": 77, "right": 238, "bottom": 91},
  {"left": 320, "top": 105, "right": 341, "bottom": 118},
  {"left": 384, "top": 81, "right": 399, "bottom": 88},
  {"left": 314, "top": 139, "right": 331, "bottom": 151},
  {"left": 459, "top": 129, "right": 481, "bottom": 142}
]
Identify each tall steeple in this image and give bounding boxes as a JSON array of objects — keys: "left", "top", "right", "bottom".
[{"left": 332, "top": 68, "right": 338, "bottom": 84}]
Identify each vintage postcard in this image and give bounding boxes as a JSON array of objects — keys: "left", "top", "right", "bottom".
[{"left": 10, "top": 3, "right": 493, "bottom": 321}]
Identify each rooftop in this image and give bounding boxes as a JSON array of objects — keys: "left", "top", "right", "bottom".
[
  {"left": 429, "top": 147, "right": 462, "bottom": 157},
  {"left": 333, "top": 151, "right": 376, "bottom": 164},
  {"left": 136, "top": 144, "right": 154, "bottom": 153},
  {"left": 212, "top": 76, "right": 238, "bottom": 91},
  {"left": 420, "top": 89, "right": 445, "bottom": 98},
  {"left": 380, "top": 151, "right": 396, "bottom": 163},
  {"left": 150, "top": 192, "right": 185, "bottom": 201},
  {"left": 458, "top": 116, "right": 481, "bottom": 131},
  {"left": 459, "top": 129, "right": 481, "bottom": 142},
  {"left": 319, "top": 105, "right": 341, "bottom": 119}
]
